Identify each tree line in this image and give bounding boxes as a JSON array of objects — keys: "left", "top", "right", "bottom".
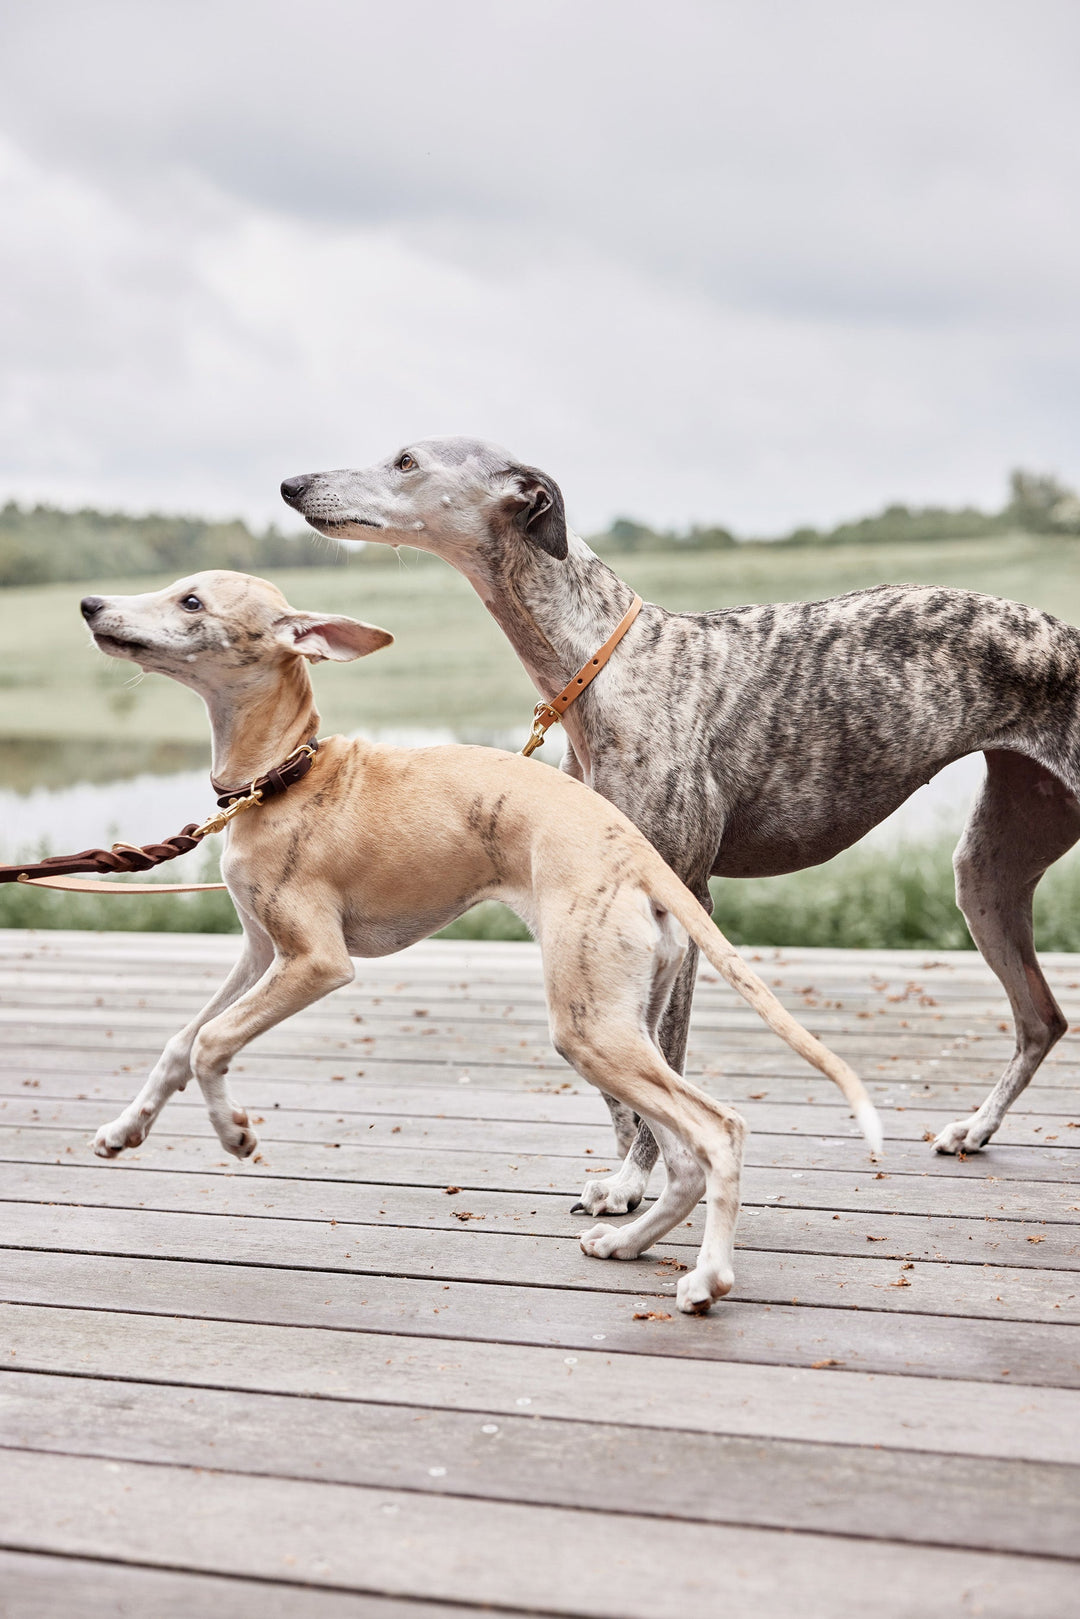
[
  {"left": 592, "top": 469, "right": 1080, "bottom": 553},
  {"left": 1, "top": 467, "right": 1078, "bottom": 585},
  {"left": 0, "top": 504, "right": 342, "bottom": 587}
]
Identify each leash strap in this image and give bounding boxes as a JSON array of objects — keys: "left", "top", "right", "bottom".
[
  {"left": 522, "top": 594, "right": 643, "bottom": 758},
  {"left": 19, "top": 874, "right": 227, "bottom": 895},
  {"left": 2, "top": 739, "right": 320, "bottom": 896}
]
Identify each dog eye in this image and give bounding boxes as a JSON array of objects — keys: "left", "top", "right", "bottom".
[
  {"left": 179, "top": 594, "right": 203, "bottom": 612},
  {"left": 396, "top": 453, "right": 416, "bottom": 472}
]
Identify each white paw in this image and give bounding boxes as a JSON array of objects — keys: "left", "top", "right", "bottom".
[
  {"left": 209, "top": 1106, "right": 258, "bottom": 1160},
  {"left": 933, "top": 1116, "right": 991, "bottom": 1155},
  {"left": 224, "top": 1121, "right": 258, "bottom": 1159},
  {"left": 571, "top": 1173, "right": 647, "bottom": 1217},
  {"left": 579, "top": 1222, "right": 638, "bottom": 1260},
  {"left": 676, "top": 1263, "right": 733, "bottom": 1315},
  {"left": 93, "top": 1116, "right": 144, "bottom": 1158}
]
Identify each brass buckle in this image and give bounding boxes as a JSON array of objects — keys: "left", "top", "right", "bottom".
[
  {"left": 282, "top": 742, "right": 317, "bottom": 767},
  {"left": 522, "top": 702, "right": 560, "bottom": 758},
  {"left": 191, "top": 788, "right": 263, "bottom": 841}
]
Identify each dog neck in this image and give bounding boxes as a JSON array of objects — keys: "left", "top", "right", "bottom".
[
  {"left": 204, "top": 656, "right": 321, "bottom": 792},
  {"left": 463, "top": 531, "right": 637, "bottom": 707}
]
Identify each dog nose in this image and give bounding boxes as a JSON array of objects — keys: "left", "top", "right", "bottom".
[
  {"left": 280, "top": 475, "right": 311, "bottom": 505},
  {"left": 80, "top": 596, "right": 105, "bottom": 620}
]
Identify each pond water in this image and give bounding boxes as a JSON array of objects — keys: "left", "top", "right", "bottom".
[
  {"left": 0, "top": 732, "right": 985, "bottom": 876},
  {"left": 0, "top": 729, "right": 526, "bottom": 879}
]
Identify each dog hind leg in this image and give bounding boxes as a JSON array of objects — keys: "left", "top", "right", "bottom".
[
  {"left": 935, "top": 750, "right": 1079, "bottom": 1154},
  {"left": 603, "top": 903, "right": 708, "bottom": 1194},
  {"left": 549, "top": 897, "right": 745, "bottom": 1311},
  {"left": 569, "top": 1026, "right": 745, "bottom": 1311},
  {"left": 570, "top": 920, "right": 692, "bottom": 1217},
  {"left": 580, "top": 1121, "right": 705, "bottom": 1259}
]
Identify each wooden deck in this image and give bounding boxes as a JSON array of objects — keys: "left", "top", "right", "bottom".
[{"left": 1, "top": 928, "right": 1079, "bottom": 1617}]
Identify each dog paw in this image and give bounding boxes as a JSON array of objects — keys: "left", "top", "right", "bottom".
[
  {"left": 224, "top": 1124, "right": 259, "bottom": 1159},
  {"left": 933, "top": 1116, "right": 991, "bottom": 1155},
  {"left": 93, "top": 1118, "right": 144, "bottom": 1158},
  {"left": 676, "top": 1263, "right": 733, "bottom": 1315},
  {"left": 579, "top": 1222, "right": 638, "bottom": 1260},
  {"left": 570, "top": 1175, "right": 645, "bottom": 1218},
  {"left": 208, "top": 1105, "right": 259, "bottom": 1160}
]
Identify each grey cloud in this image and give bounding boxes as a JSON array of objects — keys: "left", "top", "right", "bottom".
[
  {"left": 0, "top": 0, "right": 1077, "bottom": 532},
  {"left": 4, "top": 1, "right": 1079, "bottom": 323}
]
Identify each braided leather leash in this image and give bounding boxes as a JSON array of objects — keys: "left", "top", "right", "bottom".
[{"left": 1, "top": 739, "right": 319, "bottom": 895}]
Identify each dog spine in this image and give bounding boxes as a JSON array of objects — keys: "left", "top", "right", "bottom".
[{"left": 646, "top": 866, "right": 884, "bottom": 1157}]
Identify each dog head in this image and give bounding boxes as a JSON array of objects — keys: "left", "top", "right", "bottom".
[
  {"left": 81, "top": 570, "right": 393, "bottom": 693},
  {"left": 280, "top": 436, "right": 569, "bottom": 568}
]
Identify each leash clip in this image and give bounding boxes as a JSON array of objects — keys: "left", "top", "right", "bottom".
[
  {"left": 518, "top": 595, "right": 643, "bottom": 759},
  {"left": 192, "top": 789, "right": 263, "bottom": 841},
  {"left": 522, "top": 702, "right": 560, "bottom": 758}
]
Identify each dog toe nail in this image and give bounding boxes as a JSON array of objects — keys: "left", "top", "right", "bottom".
[{"left": 569, "top": 1201, "right": 586, "bottom": 1213}]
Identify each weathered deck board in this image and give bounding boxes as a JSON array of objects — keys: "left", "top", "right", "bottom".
[
  {"left": 5, "top": 1449, "right": 1078, "bottom": 1619},
  {"left": 8, "top": 1117, "right": 1079, "bottom": 1183},
  {"left": 7, "top": 1369, "right": 1080, "bottom": 1556},
  {"left": 6, "top": 1160, "right": 1079, "bottom": 1265},
  {"left": 8, "top": 1303, "right": 1080, "bottom": 1463},
  {"left": 7, "top": 1088, "right": 1080, "bottom": 1147},
  {"left": 5, "top": 1201, "right": 1080, "bottom": 1323},
  {"left": 1, "top": 929, "right": 1079, "bottom": 1616},
  {"left": 0, "top": 1553, "right": 480, "bottom": 1619}
]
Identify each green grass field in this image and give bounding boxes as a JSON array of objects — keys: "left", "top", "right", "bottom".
[{"left": 3, "top": 530, "right": 1080, "bottom": 746}]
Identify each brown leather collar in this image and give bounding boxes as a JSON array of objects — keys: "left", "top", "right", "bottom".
[
  {"left": 212, "top": 737, "right": 320, "bottom": 809},
  {"left": 522, "top": 595, "right": 643, "bottom": 757}
]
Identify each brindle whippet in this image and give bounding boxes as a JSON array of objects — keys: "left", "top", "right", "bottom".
[{"left": 281, "top": 438, "right": 1080, "bottom": 1211}]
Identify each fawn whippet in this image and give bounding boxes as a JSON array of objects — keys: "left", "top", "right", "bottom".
[{"left": 83, "top": 570, "right": 879, "bottom": 1314}]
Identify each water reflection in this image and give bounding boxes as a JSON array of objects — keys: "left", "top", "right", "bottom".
[
  {"left": 0, "top": 735, "right": 208, "bottom": 794},
  {"left": 0, "top": 727, "right": 547, "bottom": 862},
  {"left": 0, "top": 728, "right": 982, "bottom": 867}
]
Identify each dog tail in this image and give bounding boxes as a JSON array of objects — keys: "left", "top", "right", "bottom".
[{"left": 646, "top": 864, "right": 883, "bottom": 1158}]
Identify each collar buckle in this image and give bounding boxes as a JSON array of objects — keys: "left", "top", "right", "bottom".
[{"left": 192, "top": 788, "right": 264, "bottom": 841}]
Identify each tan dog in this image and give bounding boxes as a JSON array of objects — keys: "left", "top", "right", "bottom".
[{"left": 83, "top": 570, "right": 880, "bottom": 1314}]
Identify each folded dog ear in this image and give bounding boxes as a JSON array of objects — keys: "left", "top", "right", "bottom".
[
  {"left": 496, "top": 466, "right": 568, "bottom": 560},
  {"left": 274, "top": 613, "right": 394, "bottom": 663}
]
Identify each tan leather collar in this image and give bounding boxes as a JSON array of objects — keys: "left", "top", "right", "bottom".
[{"left": 522, "top": 594, "right": 643, "bottom": 757}]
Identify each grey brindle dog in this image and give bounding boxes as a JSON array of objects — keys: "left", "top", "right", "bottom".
[{"left": 282, "top": 437, "right": 1080, "bottom": 1209}]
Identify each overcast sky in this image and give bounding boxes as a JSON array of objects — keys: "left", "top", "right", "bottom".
[{"left": 1, "top": 0, "right": 1077, "bottom": 534}]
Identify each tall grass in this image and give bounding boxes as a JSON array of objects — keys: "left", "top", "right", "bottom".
[
  {"left": 709, "top": 839, "right": 973, "bottom": 950},
  {"left": 0, "top": 847, "right": 240, "bottom": 933},
  {"left": 708, "top": 837, "right": 1080, "bottom": 951},
  {"left": 6, "top": 835, "right": 1080, "bottom": 951}
]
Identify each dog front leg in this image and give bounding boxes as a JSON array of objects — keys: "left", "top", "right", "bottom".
[
  {"left": 190, "top": 944, "right": 354, "bottom": 1157},
  {"left": 93, "top": 925, "right": 272, "bottom": 1159},
  {"left": 580, "top": 1122, "right": 704, "bottom": 1258}
]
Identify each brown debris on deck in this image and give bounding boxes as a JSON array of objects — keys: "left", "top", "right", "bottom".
[{"left": 1, "top": 929, "right": 1079, "bottom": 1618}]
